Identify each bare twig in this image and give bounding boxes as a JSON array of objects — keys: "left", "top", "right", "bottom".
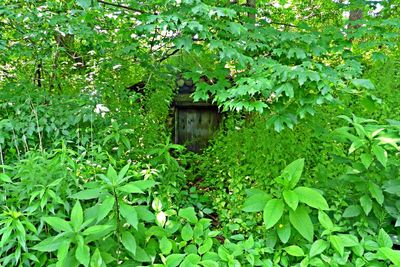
[{"left": 97, "top": 0, "right": 143, "bottom": 13}]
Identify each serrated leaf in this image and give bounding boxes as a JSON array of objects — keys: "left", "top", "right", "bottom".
[
  {"left": 294, "top": 187, "right": 329, "bottom": 210},
  {"left": 289, "top": 206, "right": 314, "bottom": 242},
  {"left": 263, "top": 199, "right": 284, "bottom": 229}
]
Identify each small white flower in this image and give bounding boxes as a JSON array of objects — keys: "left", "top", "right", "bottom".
[{"left": 94, "top": 104, "right": 110, "bottom": 117}]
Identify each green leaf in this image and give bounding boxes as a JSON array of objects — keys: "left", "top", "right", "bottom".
[
  {"left": 82, "top": 225, "right": 114, "bottom": 237},
  {"left": 284, "top": 245, "right": 304, "bottom": 257},
  {"left": 70, "top": 189, "right": 102, "bottom": 200},
  {"left": 352, "top": 79, "right": 375, "bottom": 90},
  {"left": 131, "top": 180, "right": 156, "bottom": 191},
  {"left": 33, "top": 236, "right": 67, "bottom": 252},
  {"left": 342, "top": 205, "right": 361, "bottom": 218},
  {"left": 360, "top": 195, "right": 372, "bottom": 215},
  {"left": 76, "top": 237, "right": 90, "bottom": 267},
  {"left": 76, "top": 0, "right": 91, "bottom": 9},
  {"left": 43, "top": 217, "right": 72, "bottom": 233},
  {"left": 281, "top": 158, "right": 305, "bottom": 189},
  {"left": 118, "top": 183, "right": 144, "bottom": 194},
  {"left": 71, "top": 201, "right": 83, "bottom": 231},
  {"left": 310, "top": 240, "right": 328, "bottom": 258},
  {"left": 198, "top": 238, "right": 213, "bottom": 254},
  {"left": 121, "top": 231, "right": 137, "bottom": 255},
  {"left": 165, "top": 254, "right": 186, "bottom": 267},
  {"left": 318, "top": 211, "right": 333, "bottom": 230},
  {"left": 289, "top": 206, "right": 314, "bottom": 242},
  {"left": 120, "top": 203, "right": 138, "bottom": 229},
  {"left": 371, "top": 145, "right": 387, "bottom": 168},
  {"left": 178, "top": 207, "right": 198, "bottom": 224},
  {"left": 263, "top": 199, "right": 284, "bottom": 229},
  {"left": 181, "top": 224, "right": 194, "bottom": 241},
  {"left": 294, "top": 187, "right": 329, "bottom": 210},
  {"left": 368, "top": 182, "right": 384, "bottom": 205},
  {"left": 277, "top": 223, "right": 291, "bottom": 244},
  {"left": 160, "top": 236, "right": 173, "bottom": 255},
  {"left": 90, "top": 248, "right": 104, "bottom": 267},
  {"left": 379, "top": 247, "right": 400, "bottom": 266},
  {"left": 96, "top": 196, "right": 115, "bottom": 223},
  {"left": 0, "top": 173, "right": 12, "bottom": 183},
  {"left": 242, "top": 192, "right": 271, "bottom": 212},
  {"left": 378, "top": 229, "right": 393, "bottom": 248},
  {"left": 283, "top": 190, "right": 299, "bottom": 211},
  {"left": 360, "top": 153, "right": 373, "bottom": 169},
  {"left": 329, "top": 235, "right": 344, "bottom": 257}
]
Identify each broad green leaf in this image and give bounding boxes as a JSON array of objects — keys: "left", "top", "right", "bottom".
[
  {"left": 82, "top": 225, "right": 114, "bottom": 237},
  {"left": 284, "top": 245, "right": 304, "bottom": 257},
  {"left": 329, "top": 235, "right": 344, "bottom": 257},
  {"left": 283, "top": 190, "right": 298, "bottom": 211},
  {"left": 117, "top": 164, "right": 130, "bottom": 181},
  {"left": 198, "top": 238, "right": 213, "bottom": 255},
  {"left": 242, "top": 192, "right": 271, "bottom": 212},
  {"left": 131, "top": 180, "right": 157, "bottom": 191},
  {"left": 338, "top": 234, "right": 358, "bottom": 247},
  {"left": 181, "top": 254, "right": 201, "bottom": 266},
  {"left": 90, "top": 248, "right": 103, "bottom": 267},
  {"left": 76, "top": 0, "right": 91, "bottom": 9},
  {"left": 181, "top": 224, "right": 194, "bottom": 241},
  {"left": 342, "top": 205, "right": 361, "bottom": 218},
  {"left": 106, "top": 165, "right": 118, "bottom": 184},
  {"left": 352, "top": 79, "right": 375, "bottom": 90},
  {"left": 33, "top": 236, "right": 67, "bottom": 252},
  {"left": 96, "top": 196, "right": 115, "bottom": 223},
  {"left": 378, "top": 229, "right": 393, "bottom": 248},
  {"left": 282, "top": 158, "right": 305, "bottom": 189},
  {"left": 57, "top": 241, "right": 70, "bottom": 265},
  {"left": 199, "top": 260, "right": 219, "bottom": 267},
  {"left": 289, "top": 206, "right": 314, "bottom": 242},
  {"left": 178, "top": 207, "right": 198, "bottom": 224},
  {"left": 121, "top": 231, "right": 137, "bottom": 255},
  {"left": 118, "top": 183, "right": 144, "bottom": 194},
  {"left": 43, "top": 217, "right": 72, "bottom": 233},
  {"left": 0, "top": 173, "right": 11, "bottom": 183},
  {"left": 310, "top": 240, "right": 328, "bottom": 258},
  {"left": 360, "top": 153, "right": 373, "bottom": 169},
  {"left": 160, "top": 236, "right": 173, "bottom": 255},
  {"left": 71, "top": 189, "right": 102, "bottom": 200},
  {"left": 294, "top": 187, "right": 329, "bottom": 210},
  {"left": 379, "top": 247, "right": 400, "bottom": 266},
  {"left": 360, "top": 195, "right": 372, "bottom": 215},
  {"left": 71, "top": 201, "right": 83, "bottom": 231},
  {"left": 120, "top": 203, "right": 138, "bottom": 229},
  {"left": 368, "top": 182, "right": 384, "bottom": 205},
  {"left": 371, "top": 145, "right": 387, "bottom": 168},
  {"left": 76, "top": 237, "right": 90, "bottom": 267},
  {"left": 165, "top": 254, "right": 186, "bottom": 267},
  {"left": 263, "top": 199, "right": 284, "bottom": 229},
  {"left": 277, "top": 223, "right": 291, "bottom": 244},
  {"left": 318, "top": 211, "right": 333, "bottom": 230}
]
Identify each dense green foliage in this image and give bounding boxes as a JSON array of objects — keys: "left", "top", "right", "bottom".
[{"left": 1, "top": 0, "right": 400, "bottom": 266}]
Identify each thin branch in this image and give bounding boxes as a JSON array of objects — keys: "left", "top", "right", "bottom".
[
  {"left": 97, "top": 0, "right": 143, "bottom": 14},
  {"left": 159, "top": 49, "right": 180, "bottom": 62}
]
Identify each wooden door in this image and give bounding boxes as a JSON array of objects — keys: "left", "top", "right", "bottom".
[{"left": 175, "top": 107, "right": 220, "bottom": 152}]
